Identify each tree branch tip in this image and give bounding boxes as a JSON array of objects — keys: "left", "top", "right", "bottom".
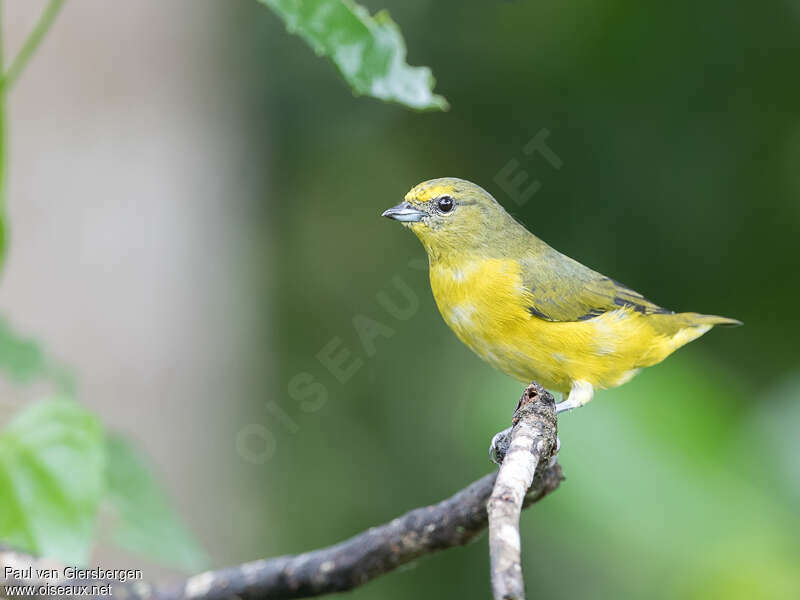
[{"left": 488, "top": 380, "right": 561, "bottom": 600}]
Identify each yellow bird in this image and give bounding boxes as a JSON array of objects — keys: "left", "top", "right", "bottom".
[{"left": 382, "top": 177, "right": 740, "bottom": 413}]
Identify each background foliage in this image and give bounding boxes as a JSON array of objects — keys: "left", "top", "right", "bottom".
[{"left": 1, "top": 0, "right": 799, "bottom": 598}]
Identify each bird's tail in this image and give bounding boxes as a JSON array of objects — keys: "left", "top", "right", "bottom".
[{"left": 641, "top": 311, "right": 741, "bottom": 366}]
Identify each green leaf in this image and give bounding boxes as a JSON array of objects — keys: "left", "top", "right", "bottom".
[
  {"left": 0, "top": 317, "right": 47, "bottom": 382},
  {"left": 0, "top": 316, "right": 75, "bottom": 392},
  {"left": 260, "top": 0, "right": 448, "bottom": 111},
  {"left": 104, "top": 434, "right": 208, "bottom": 572},
  {"left": 0, "top": 398, "right": 105, "bottom": 565}
]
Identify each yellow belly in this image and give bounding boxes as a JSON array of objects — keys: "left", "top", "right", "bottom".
[{"left": 429, "top": 258, "right": 703, "bottom": 394}]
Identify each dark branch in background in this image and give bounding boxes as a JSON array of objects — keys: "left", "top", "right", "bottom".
[
  {"left": 0, "top": 386, "right": 563, "bottom": 600},
  {"left": 487, "top": 383, "right": 558, "bottom": 600}
]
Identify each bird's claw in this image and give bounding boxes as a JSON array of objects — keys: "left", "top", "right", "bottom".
[
  {"left": 547, "top": 436, "right": 561, "bottom": 468},
  {"left": 489, "top": 426, "right": 512, "bottom": 465},
  {"left": 490, "top": 428, "right": 560, "bottom": 467},
  {"left": 555, "top": 400, "right": 575, "bottom": 414}
]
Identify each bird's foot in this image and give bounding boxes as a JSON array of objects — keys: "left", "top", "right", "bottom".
[
  {"left": 489, "top": 427, "right": 512, "bottom": 465},
  {"left": 555, "top": 399, "right": 577, "bottom": 414},
  {"left": 547, "top": 436, "right": 561, "bottom": 468},
  {"left": 490, "top": 426, "right": 561, "bottom": 468}
]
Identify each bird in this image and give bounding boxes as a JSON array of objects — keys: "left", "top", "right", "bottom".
[{"left": 382, "top": 177, "right": 740, "bottom": 414}]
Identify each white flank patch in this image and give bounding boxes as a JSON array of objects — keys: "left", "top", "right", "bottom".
[
  {"left": 615, "top": 368, "right": 640, "bottom": 386},
  {"left": 483, "top": 347, "right": 500, "bottom": 363},
  {"left": 592, "top": 320, "right": 617, "bottom": 355},
  {"left": 597, "top": 343, "right": 616, "bottom": 356},
  {"left": 449, "top": 303, "right": 477, "bottom": 328},
  {"left": 441, "top": 260, "right": 479, "bottom": 282}
]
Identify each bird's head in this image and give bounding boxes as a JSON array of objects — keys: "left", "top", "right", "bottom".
[{"left": 382, "top": 178, "right": 517, "bottom": 260}]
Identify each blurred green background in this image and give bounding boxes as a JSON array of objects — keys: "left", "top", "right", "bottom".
[
  {"left": 2, "top": 0, "right": 800, "bottom": 598},
  {"left": 239, "top": 1, "right": 800, "bottom": 598}
]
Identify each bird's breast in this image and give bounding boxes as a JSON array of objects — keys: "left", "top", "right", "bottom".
[{"left": 429, "top": 258, "right": 535, "bottom": 369}]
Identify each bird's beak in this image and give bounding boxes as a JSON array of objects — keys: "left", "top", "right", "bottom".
[{"left": 381, "top": 201, "right": 427, "bottom": 223}]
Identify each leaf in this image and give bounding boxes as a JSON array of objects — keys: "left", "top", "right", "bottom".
[
  {"left": 0, "top": 398, "right": 105, "bottom": 565},
  {"left": 0, "top": 317, "right": 47, "bottom": 383},
  {"left": 260, "top": 0, "right": 448, "bottom": 111},
  {"left": 104, "top": 434, "right": 208, "bottom": 572},
  {"left": 0, "top": 316, "right": 75, "bottom": 392}
]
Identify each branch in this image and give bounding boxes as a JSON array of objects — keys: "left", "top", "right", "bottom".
[
  {"left": 487, "top": 383, "right": 558, "bottom": 600},
  {"left": 0, "top": 385, "right": 563, "bottom": 600}
]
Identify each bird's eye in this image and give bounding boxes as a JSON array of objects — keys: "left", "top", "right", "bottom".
[{"left": 437, "top": 196, "right": 454, "bottom": 213}]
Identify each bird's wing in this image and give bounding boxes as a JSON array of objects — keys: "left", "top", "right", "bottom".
[{"left": 519, "top": 248, "right": 671, "bottom": 322}]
